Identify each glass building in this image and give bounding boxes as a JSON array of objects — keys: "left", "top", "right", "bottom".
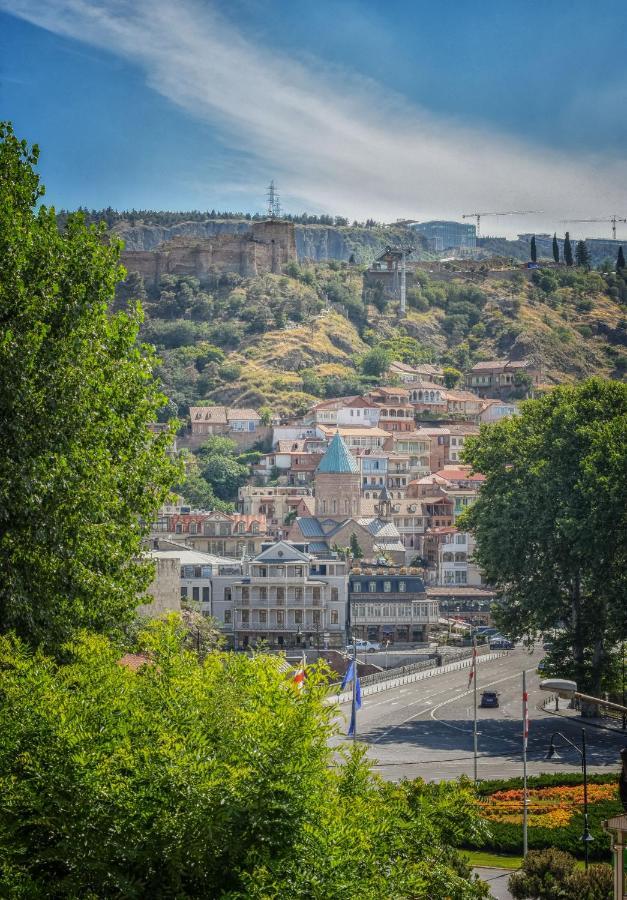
[{"left": 410, "top": 220, "right": 476, "bottom": 251}]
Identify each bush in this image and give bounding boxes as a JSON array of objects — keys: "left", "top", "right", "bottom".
[
  {"left": 218, "top": 360, "right": 242, "bottom": 382},
  {"left": 509, "top": 849, "right": 612, "bottom": 900}
]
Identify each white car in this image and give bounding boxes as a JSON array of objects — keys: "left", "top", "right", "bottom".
[{"left": 347, "top": 639, "right": 381, "bottom": 652}]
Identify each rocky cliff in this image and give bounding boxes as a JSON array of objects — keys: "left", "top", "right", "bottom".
[{"left": 113, "top": 219, "right": 417, "bottom": 264}]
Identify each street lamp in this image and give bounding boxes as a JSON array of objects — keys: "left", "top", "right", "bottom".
[
  {"left": 540, "top": 679, "right": 627, "bottom": 716},
  {"left": 545, "top": 729, "right": 593, "bottom": 869}
]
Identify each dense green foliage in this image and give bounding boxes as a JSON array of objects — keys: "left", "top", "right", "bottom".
[
  {"left": 460, "top": 379, "right": 627, "bottom": 696},
  {"left": 0, "top": 621, "right": 489, "bottom": 899},
  {"left": 0, "top": 123, "right": 178, "bottom": 651},
  {"left": 508, "top": 849, "right": 612, "bottom": 899}
]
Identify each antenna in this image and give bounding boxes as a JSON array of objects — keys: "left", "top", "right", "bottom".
[{"left": 266, "top": 180, "right": 281, "bottom": 219}]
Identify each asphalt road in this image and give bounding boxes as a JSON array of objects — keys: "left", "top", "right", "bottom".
[{"left": 335, "top": 647, "right": 627, "bottom": 781}]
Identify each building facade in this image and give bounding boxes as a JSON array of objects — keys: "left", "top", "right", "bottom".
[{"left": 349, "top": 570, "right": 438, "bottom": 644}]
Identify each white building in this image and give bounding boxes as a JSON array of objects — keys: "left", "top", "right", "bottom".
[{"left": 231, "top": 541, "right": 348, "bottom": 650}]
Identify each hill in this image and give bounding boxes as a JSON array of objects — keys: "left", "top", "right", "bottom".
[{"left": 115, "top": 260, "right": 627, "bottom": 419}]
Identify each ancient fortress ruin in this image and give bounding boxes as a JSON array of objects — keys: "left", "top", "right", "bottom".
[{"left": 120, "top": 219, "right": 297, "bottom": 287}]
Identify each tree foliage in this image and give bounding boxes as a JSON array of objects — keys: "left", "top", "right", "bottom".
[
  {"left": 508, "top": 849, "right": 612, "bottom": 900},
  {"left": 459, "top": 379, "right": 627, "bottom": 696},
  {"left": 552, "top": 233, "right": 560, "bottom": 264},
  {"left": 564, "top": 232, "right": 574, "bottom": 267},
  {"left": 530, "top": 235, "right": 537, "bottom": 263},
  {"left": 0, "top": 620, "right": 489, "bottom": 899},
  {"left": 0, "top": 123, "right": 178, "bottom": 652}
]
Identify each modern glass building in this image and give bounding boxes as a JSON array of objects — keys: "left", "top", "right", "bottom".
[{"left": 410, "top": 220, "right": 476, "bottom": 251}]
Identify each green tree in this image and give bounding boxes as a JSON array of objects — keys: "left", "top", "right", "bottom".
[
  {"left": 258, "top": 405, "right": 273, "bottom": 426},
  {"left": 575, "top": 240, "right": 591, "bottom": 269},
  {"left": 530, "top": 235, "right": 537, "bottom": 263},
  {"left": 0, "top": 621, "right": 489, "bottom": 899},
  {"left": 617, "top": 246, "right": 625, "bottom": 272},
  {"left": 360, "top": 346, "right": 392, "bottom": 377},
  {"left": 459, "top": 379, "right": 627, "bottom": 699},
  {"left": 0, "top": 123, "right": 178, "bottom": 652},
  {"left": 564, "top": 231, "right": 574, "bottom": 266},
  {"left": 349, "top": 532, "right": 364, "bottom": 560},
  {"left": 552, "top": 233, "right": 560, "bottom": 264},
  {"left": 443, "top": 366, "right": 462, "bottom": 388},
  {"left": 197, "top": 436, "right": 250, "bottom": 501}
]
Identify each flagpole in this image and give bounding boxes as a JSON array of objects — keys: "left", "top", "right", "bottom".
[
  {"left": 351, "top": 639, "right": 357, "bottom": 742},
  {"left": 522, "top": 669, "right": 529, "bottom": 857},
  {"left": 473, "top": 632, "right": 478, "bottom": 783}
]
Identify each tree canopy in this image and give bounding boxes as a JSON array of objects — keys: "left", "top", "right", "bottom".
[
  {"left": 459, "top": 379, "right": 627, "bottom": 697},
  {"left": 0, "top": 123, "right": 178, "bottom": 651},
  {"left": 0, "top": 619, "right": 489, "bottom": 899}
]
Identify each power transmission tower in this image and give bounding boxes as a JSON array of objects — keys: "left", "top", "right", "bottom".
[{"left": 266, "top": 180, "right": 281, "bottom": 219}]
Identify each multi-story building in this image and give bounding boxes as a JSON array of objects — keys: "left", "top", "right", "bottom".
[
  {"left": 238, "top": 485, "right": 314, "bottom": 535},
  {"left": 149, "top": 548, "right": 242, "bottom": 616},
  {"left": 366, "top": 387, "right": 415, "bottom": 432},
  {"left": 159, "top": 510, "right": 269, "bottom": 558},
  {"left": 383, "top": 432, "right": 431, "bottom": 490},
  {"left": 408, "top": 382, "right": 448, "bottom": 414},
  {"left": 357, "top": 450, "right": 389, "bottom": 495},
  {"left": 424, "top": 528, "right": 483, "bottom": 588},
  {"left": 231, "top": 541, "right": 348, "bottom": 649},
  {"left": 388, "top": 361, "right": 445, "bottom": 385},
  {"left": 189, "top": 406, "right": 261, "bottom": 436},
  {"left": 443, "top": 389, "right": 484, "bottom": 418},
  {"left": 316, "top": 424, "right": 390, "bottom": 451},
  {"left": 349, "top": 569, "right": 438, "bottom": 644},
  {"left": 465, "top": 360, "right": 540, "bottom": 397}
]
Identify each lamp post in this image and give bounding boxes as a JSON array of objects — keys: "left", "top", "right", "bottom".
[{"left": 545, "top": 729, "right": 593, "bottom": 869}]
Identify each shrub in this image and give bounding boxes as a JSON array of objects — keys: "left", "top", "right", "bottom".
[{"left": 508, "top": 849, "right": 612, "bottom": 900}]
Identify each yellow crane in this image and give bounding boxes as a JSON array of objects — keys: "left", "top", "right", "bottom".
[
  {"left": 560, "top": 215, "right": 627, "bottom": 241},
  {"left": 461, "top": 210, "right": 541, "bottom": 237}
]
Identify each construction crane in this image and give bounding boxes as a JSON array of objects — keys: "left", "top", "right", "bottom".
[
  {"left": 461, "top": 210, "right": 541, "bottom": 237},
  {"left": 560, "top": 215, "right": 627, "bottom": 240}
]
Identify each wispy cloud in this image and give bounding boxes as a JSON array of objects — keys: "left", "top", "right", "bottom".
[{"left": 4, "top": 0, "right": 627, "bottom": 235}]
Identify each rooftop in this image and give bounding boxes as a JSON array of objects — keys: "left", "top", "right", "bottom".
[{"left": 317, "top": 431, "right": 360, "bottom": 474}]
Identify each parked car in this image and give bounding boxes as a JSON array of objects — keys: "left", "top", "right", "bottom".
[
  {"left": 346, "top": 639, "right": 381, "bottom": 652},
  {"left": 480, "top": 691, "right": 500, "bottom": 708},
  {"left": 537, "top": 659, "right": 551, "bottom": 675}
]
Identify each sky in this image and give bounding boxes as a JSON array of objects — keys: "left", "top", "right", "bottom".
[{"left": 2, "top": 0, "right": 627, "bottom": 238}]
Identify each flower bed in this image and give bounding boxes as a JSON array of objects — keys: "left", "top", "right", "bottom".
[{"left": 467, "top": 774, "right": 622, "bottom": 860}]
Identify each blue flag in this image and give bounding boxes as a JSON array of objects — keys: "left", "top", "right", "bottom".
[{"left": 342, "top": 661, "right": 362, "bottom": 736}]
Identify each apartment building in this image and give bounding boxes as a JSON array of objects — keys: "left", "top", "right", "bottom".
[{"left": 349, "top": 569, "right": 438, "bottom": 644}]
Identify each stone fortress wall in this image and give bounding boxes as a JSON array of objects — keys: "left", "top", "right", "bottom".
[{"left": 120, "top": 219, "right": 297, "bottom": 288}]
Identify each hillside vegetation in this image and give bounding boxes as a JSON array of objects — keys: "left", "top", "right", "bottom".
[{"left": 118, "top": 260, "right": 627, "bottom": 418}]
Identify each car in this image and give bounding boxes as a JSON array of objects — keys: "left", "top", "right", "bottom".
[
  {"left": 537, "top": 659, "right": 551, "bottom": 675},
  {"left": 480, "top": 691, "right": 500, "bottom": 708},
  {"left": 346, "top": 639, "right": 381, "bottom": 652},
  {"left": 490, "top": 638, "right": 514, "bottom": 650}
]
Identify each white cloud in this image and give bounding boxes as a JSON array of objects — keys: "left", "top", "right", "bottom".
[{"left": 4, "top": 0, "right": 627, "bottom": 237}]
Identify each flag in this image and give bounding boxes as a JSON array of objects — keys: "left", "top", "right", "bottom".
[
  {"left": 468, "top": 644, "right": 477, "bottom": 688},
  {"left": 342, "top": 660, "right": 362, "bottom": 736},
  {"left": 292, "top": 653, "right": 306, "bottom": 691}
]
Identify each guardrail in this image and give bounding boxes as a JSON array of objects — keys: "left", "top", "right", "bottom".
[{"left": 328, "top": 649, "right": 508, "bottom": 705}]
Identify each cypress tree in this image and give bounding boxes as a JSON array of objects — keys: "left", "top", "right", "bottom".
[
  {"left": 617, "top": 246, "right": 625, "bottom": 272},
  {"left": 530, "top": 235, "right": 537, "bottom": 263},
  {"left": 575, "top": 240, "right": 590, "bottom": 269},
  {"left": 552, "top": 233, "right": 560, "bottom": 264},
  {"left": 563, "top": 232, "right": 573, "bottom": 266}
]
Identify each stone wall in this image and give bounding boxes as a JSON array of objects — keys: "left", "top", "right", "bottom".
[
  {"left": 138, "top": 557, "right": 181, "bottom": 617},
  {"left": 120, "top": 219, "right": 296, "bottom": 289}
]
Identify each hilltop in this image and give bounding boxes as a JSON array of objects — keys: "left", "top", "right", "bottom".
[{"left": 118, "top": 259, "right": 627, "bottom": 419}]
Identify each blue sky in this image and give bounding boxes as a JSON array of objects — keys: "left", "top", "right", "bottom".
[{"left": 2, "top": 1, "right": 627, "bottom": 237}]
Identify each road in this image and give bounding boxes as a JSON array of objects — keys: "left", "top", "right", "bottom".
[{"left": 335, "top": 647, "right": 626, "bottom": 781}]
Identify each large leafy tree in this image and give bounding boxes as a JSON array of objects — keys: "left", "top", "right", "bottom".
[
  {"left": 460, "top": 379, "right": 627, "bottom": 697},
  {"left": 0, "top": 620, "right": 488, "bottom": 899},
  {"left": 0, "top": 123, "right": 178, "bottom": 651}
]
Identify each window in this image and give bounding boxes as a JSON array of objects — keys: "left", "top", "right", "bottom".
[
  {"left": 331, "top": 587, "right": 339, "bottom": 602},
  {"left": 201, "top": 566, "right": 211, "bottom": 578},
  {"left": 398, "top": 581, "right": 406, "bottom": 592},
  {"left": 251, "top": 522, "right": 259, "bottom": 534},
  {"left": 312, "top": 587, "right": 321, "bottom": 601},
  {"left": 331, "top": 610, "right": 339, "bottom": 625},
  {"left": 353, "top": 582, "right": 361, "bottom": 592},
  {"left": 383, "top": 581, "right": 391, "bottom": 592},
  {"left": 237, "top": 522, "right": 246, "bottom": 533},
  {"left": 220, "top": 524, "right": 229, "bottom": 536},
  {"left": 224, "top": 609, "right": 232, "bottom": 623},
  {"left": 456, "top": 533, "right": 465, "bottom": 544},
  {"left": 242, "top": 587, "right": 249, "bottom": 601},
  {"left": 276, "top": 609, "right": 285, "bottom": 625},
  {"left": 295, "top": 609, "right": 303, "bottom": 624},
  {"left": 194, "top": 566, "right": 202, "bottom": 578},
  {"left": 294, "top": 587, "right": 303, "bottom": 602},
  {"left": 202, "top": 587, "right": 210, "bottom": 603},
  {"left": 189, "top": 522, "right": 197, "bottom": 534},
  {"left": 313, "top": 610, "right": 321, "bottom": 625},
  {"left": 192, "top": 586, "right": 200, "bottom": 602},
  {"left": 183, "top": 565, "right": 194, "bottom": 579},
  {"left": 259, "top": 609, "right": 267, "bottom": 624},
  {"left": 175, "top": 523, "right": 182, "bottom": 534},
  {"left": 276, "top": 587, "right": 285, "bottom": 602},
  {"left": 241, "top": 609, "right": 249, "bottom": 624},
  {"left": 369, "top": 581, "right": 377, "bottom": 593},
  {"left": 180, "top": 586, "right": 188, "bottom": 599}
]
